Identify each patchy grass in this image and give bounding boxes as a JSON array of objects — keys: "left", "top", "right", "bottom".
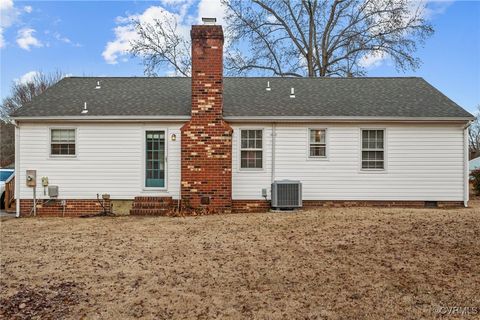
[{"left": 1, "top": 203, "right": 479, "bottom": 319}]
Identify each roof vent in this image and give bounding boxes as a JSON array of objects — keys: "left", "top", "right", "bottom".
[
  {"left": 266, "top": 81, "right": 271, "bottom": 91},
  {"left": 290, "top": 87, "right": 295, "bottom": 98},
  {"left": 202, "top": 17, "right": 216, "bottom": 25},
  {"left": 95, "top": 81, "right": 101, "bottom": 89},
  {"left": 81, "top": 102, "right": 88, "bottom": 114}
]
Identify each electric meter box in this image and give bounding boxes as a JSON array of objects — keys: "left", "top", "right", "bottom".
[{"left": 26, "top": 170, "right": 37, "bottom": 187}]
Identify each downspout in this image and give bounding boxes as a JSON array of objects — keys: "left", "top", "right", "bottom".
[
  {"left": 463, "top": 121, "right": 471, "bottom": 208},
  {"left": 14, "top": 120, "right": 20, "bottom": 218},
  {"left": 271, "top": 123, "right": 276, "bottom": 184}
]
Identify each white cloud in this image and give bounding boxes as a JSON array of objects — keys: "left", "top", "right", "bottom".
[
  {"left": 103, "top": 0, "right": 227, "bottom": 65},
  {"left": 103, "top": 5, "right": 189, "bottom": 64},
  {"left": 0, "top": 0, "right": 18, "bottom": 48},
  {"left": 0, "top": 28, "right": 4, "bottom": 48},
  {"left": 0, "top": 1, "right": 36, "bottom": 49},
  {"left": 53, "top": 32, "right": 71, "bottom": 44},
  {"left": 359, "top": 0, "right": 453, "bottom": 69},
  {"left": 16, "top": 27, "right": 42, "bottom": 50},
  {"left": 102, "top": 21, "right": 142, "bottom": 64},
  {"left": 14, "top": 70, "right": 39, "bottom": 84},
  {"left": 421, "top": 0, "right": 454, "bottom": 19},
  {"left": 359, "top": 51, "right": 388, "bottom": 68},
  {"left": 197, "top": 0, "right": 225, "bottom": 25},
  {"left": 161, "top": 0, "right": 190, "bottom": 5}
]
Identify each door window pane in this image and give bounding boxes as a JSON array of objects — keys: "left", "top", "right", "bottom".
[{"left": 145, "top": 131, "right": 165, "bottom": 187}]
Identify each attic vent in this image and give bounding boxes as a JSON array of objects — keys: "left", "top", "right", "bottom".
[
  {"left": 95, "top": 81, "right": 101, "bottom": 89},
  {"left": 202, "top": 17, "right": 216, "bottom": 25},
  {"left": 81, "top": 102, "right": 88, "bottom": 114},
  {"left": 290, "top": 87, "right": 295, "bottom": 98},
  {"left": 266, "top": 81, "right": 271, "bottom": 91}
]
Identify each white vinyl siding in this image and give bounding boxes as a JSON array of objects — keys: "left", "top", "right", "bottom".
[
  {"left": 232, "top": 123, "right": 465, "bottom": 201},
  {"left": 18, "top": 121, "right": 466, "bottom": 203},
  {"left": 18, "top": 122, "right": 183, "bottom": 200}
]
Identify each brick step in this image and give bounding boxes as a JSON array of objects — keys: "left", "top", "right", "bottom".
[
  {"left": 132, "top": 202, "right": 171, "bottom": 209},
  {"left": 134, "top": 196, "right": 173, "bottom": 203},
  {"left": 130, "top": 208, "right": 170, "bottom": 216}
]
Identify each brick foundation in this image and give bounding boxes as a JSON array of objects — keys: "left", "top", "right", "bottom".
[
  {"left": 232, "top": 199, "right": 465, "bottom": 213},
  {"left": 19, "top": 199, "right": 111, "bottom": 217},
  {"left": 180, "top": 23, "right": 232, "bottom": 212},
  {"left": 232, "top": 200, "right": 271, "bottom": 213}
]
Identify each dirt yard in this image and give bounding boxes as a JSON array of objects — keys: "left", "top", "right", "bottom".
[{"left": 1, "top": 203, "right": 479, "bottom": 320}]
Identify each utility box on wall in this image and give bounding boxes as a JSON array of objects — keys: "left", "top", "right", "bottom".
[
  {"left": 48, "top": 185, "right": 59, "bottom": 198},
  {"left": 26, "top": 170, "right": 36, "bottom": 187}
]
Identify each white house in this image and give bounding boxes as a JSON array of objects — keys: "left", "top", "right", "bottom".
[{"left": 11, "top": 22, "right": 474, "bottom": 217}]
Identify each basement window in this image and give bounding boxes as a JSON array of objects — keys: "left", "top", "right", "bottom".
[
  {"left": 361, "top": 129, "right": 385, "bottom": 170},
  {"left": 240, "top": 129, "right": 263, "bottom": 169},
  {"left": 50, "top": 129, "right": 76, "bottom": 156}
]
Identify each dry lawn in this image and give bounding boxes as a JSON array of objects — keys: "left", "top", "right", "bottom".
[{"left": 1, "top": 203, "right": 479, "bottom": 319}]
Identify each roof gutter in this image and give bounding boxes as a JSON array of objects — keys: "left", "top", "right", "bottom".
[
  {"left": 223, "top": 116, "right": 474, "bottom": 123},
  {"left": 11, "top": 115, "right": 191, "bottom": 122},
  {"left": 12, "top": 115, "right": 474, "bottom": 123}
]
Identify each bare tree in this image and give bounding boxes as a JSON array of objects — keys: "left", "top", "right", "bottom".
[
  {"left": 224, "top": 0, "right": 433, "bottom": 77},
  {"left": 0, "top": 71, "right": 65, "bottom": 120},
  {"left": 130, "top": 16, "right": 191, "bottom": 77},
  {"left": 129, "top": 0, "right": 433, "bottom": 77},
  {"left": 0, "top": 71, "right": 65, "bottom": 166},
  {"left": 469, "top": 105, "right": 480, "bottom": 159}
]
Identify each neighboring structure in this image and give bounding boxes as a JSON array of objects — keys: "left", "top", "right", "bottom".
[
  {"left": 10, "top": 21, "right": 474, "bottom": 217},
  {"left": 470, "top": 156, "right": 480, "bottom": 172},
  {"left": 0, "top": 121, "right": 15, "bottom": 168}
]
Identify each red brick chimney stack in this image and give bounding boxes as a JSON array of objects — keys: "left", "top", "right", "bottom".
[{"left": 180, "top": 19, "right": 233, "bottom": 212}]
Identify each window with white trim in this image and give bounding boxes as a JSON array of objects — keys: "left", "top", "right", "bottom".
[
  {"left": 309, "top": 129, "right": 327, "bottom": 157},
  {"left": 240, "top": 129, "right": 263, "bottom": 169},
  {"left": 361, "top": 129, "right": 385, "bottom": 169},
  {"left": 50, "top": 129, "right": 76, "bottom": 156}
]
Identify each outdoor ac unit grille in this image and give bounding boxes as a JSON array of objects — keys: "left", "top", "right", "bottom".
[{"left": 271, "top": 180, "right": 302, "bottom": 208}]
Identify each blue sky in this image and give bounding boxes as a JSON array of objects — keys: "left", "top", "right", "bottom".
[{"left": 0, "top": 0, "right": 479, "bottom": 113}]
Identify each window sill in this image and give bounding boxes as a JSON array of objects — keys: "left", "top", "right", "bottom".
[
  {"left": 142, "top": 187, "right": 168, "bottom": 191},
  {"left": 307, "top": 156, "right": 329, "bottom": 161},
  {"left": 48, "top": 155, "right": 77, "bottom": 159},
  {"left": 239, "top": 168, "right": 264, "bottom": 172},
  {"left": 359, "top": 169, "right": 387, "bottom": 174}
]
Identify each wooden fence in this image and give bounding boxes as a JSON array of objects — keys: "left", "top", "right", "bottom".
[{"left": 4, "top": 176, "right": 15, "bottom": 212}]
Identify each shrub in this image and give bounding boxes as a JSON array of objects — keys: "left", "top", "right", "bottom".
[{"left": 471, "top": 169, "right": 480, "bottom": 195}]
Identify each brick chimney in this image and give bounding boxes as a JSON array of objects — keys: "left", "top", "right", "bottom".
[{"left": 180, "top": 19, "right": 232, "bottom": 212}]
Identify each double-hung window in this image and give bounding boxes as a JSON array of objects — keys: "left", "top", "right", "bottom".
[
  {"left": 50, "top": 129, "right": 76, "bottom": 156},
  {"left": 361, "top": 129, "right": 385, "bottom": 170},
  {"left": 240, "top": 129, "right": 263, "bottom": 169},
  {"left": 309, "top": 129, "right": 327, "bottom": 158}
]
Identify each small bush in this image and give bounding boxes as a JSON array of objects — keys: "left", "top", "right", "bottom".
[{"left": 470, "top": 169, "right": 480, "bottom": 195}]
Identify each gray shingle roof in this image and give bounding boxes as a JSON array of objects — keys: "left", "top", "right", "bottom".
[{"left": 11, "top": 76, "right": 473, "bottom": 120}]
